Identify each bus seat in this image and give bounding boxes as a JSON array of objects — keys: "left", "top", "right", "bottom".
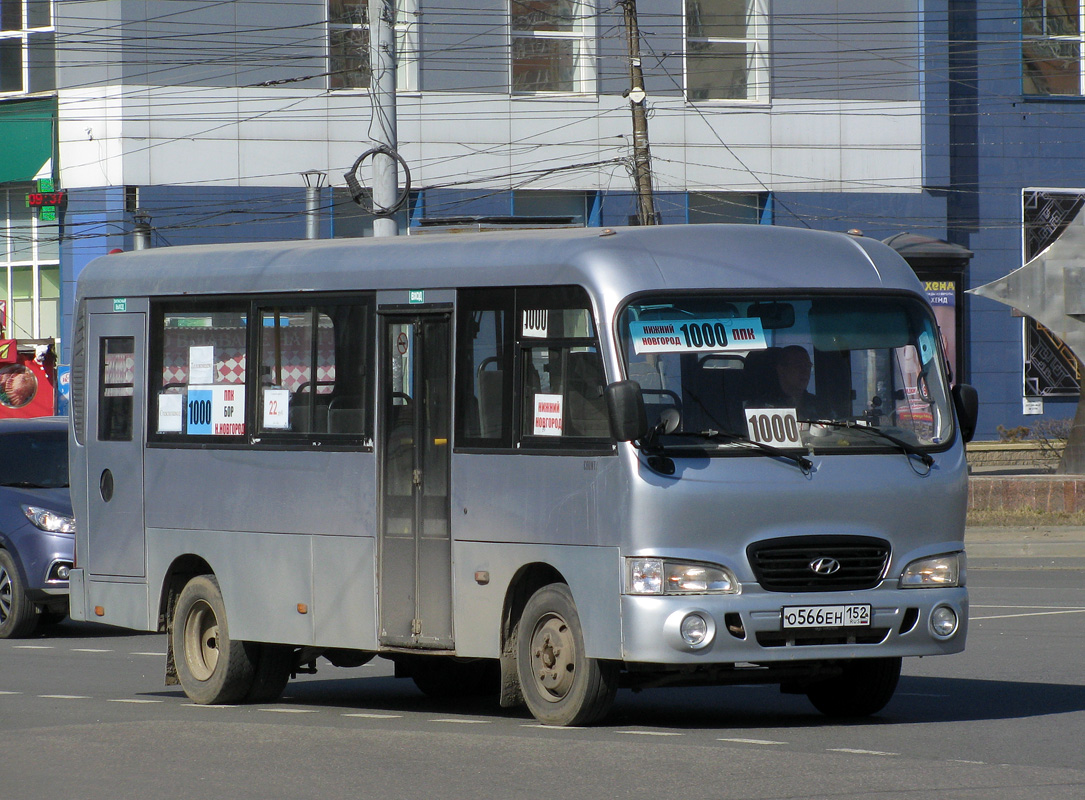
[
  {"left": 477, "top": 369, "right": 504, "bottom": 438},
  {"left": 289, "top": 403, "right": 328, "bottom": 433},
  {"left": 328, "top": 396, "right": 364, "bottom": 433},
  {"left": 565, "top": 351, "right": 608, "bottom": 437}
]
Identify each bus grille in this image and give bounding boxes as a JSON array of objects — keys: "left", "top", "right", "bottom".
[{"left": 747, "top": 536, "right": 890, "bottom": 592}]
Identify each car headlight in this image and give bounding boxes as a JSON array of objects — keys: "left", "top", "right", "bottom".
[
  {"left": 627, "top": 558, "right": 740, "bottom": 595},
  {"left": 22, "top": 505, "right": 76, "bottom": 534},
  {"left": 899, "top": 552, "right": 964, "bottom": 588}
]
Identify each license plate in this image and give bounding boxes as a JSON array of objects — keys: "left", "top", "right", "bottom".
[{"left": 782, "top": 604, "right": 871, "bottom": 629}]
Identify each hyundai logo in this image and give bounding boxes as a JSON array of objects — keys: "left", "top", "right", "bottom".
[{"left": 809, "top": 557, "right": 841, "bottom": 576}]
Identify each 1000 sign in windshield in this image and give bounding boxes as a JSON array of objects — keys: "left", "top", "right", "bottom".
[{"left": 621, "top": 294, "right": 954, "bottom": 453}]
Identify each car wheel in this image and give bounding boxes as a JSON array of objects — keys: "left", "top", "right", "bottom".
[
  {"left": 172, "top": 574, "right": 256, "bottom": 704},
  {"left": 806, "top": 657, "right": 902, "bottom": 717},
  {"left": 516, "top": 583, "right": 617, "bottom": 726},
  {"left": 0, "top": 549, "right": 38, "bottom": 639}
]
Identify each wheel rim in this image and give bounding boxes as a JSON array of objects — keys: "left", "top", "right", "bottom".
[
  {"left": 528, "top": 611, "right": 577, "bottom": 702},
  {"left": 182, "top": 599, "right": 220, "bottom": 682},
  {"left": 0, "top": 564, "right": 11, "bottom": 624}
]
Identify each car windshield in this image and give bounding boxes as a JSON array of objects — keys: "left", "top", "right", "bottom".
[
  {"left": 0, "top": 430, "right": 69, "bottom": 488},
  {"left": 620, "top": 293, "right": 954, "bottom": 453}
]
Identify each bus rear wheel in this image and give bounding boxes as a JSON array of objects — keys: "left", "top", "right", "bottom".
[
  {"left": 173, "top": 574, "right": 257, "bottom": 704},
  {"left": 805, "top": 657, "right": 902, "bottom": 718},
  {"left": 516, "top": 583, "right": 617, "bottom": 726}
]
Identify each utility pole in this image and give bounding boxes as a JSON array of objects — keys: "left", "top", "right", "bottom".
[
  {"left": 369, "top": 0, "right": 399, "bottom": 237},
  {"left": 302, "top": 170, "right": 326, "bottom": 240},
  {"left": 621, "top": 0, "right": 657, "bottom": 225}
]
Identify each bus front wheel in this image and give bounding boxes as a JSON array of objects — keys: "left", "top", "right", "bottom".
[
  {"left": 516, "top": 583, "right": 617, "bottom": 726},
  {"left": 805, "top": 657, "right": 902, "bottom": 718},
  {"left": 172, "top": 574, "right": 257, "bottom": 704}
]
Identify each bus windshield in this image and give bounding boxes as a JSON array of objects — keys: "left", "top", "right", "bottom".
[{"left": 620, "top": 293, "right": 954, "bottom": 453}]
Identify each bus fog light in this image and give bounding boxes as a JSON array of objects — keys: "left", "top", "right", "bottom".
[
  {"left": 680, "top": 613, "right": 709, "bottom": 646},
  {"left": 664, "top": 609, "right": 716, "bottom": 651},
  {"left": 930, "top": 606, "right": 958, "bottom": 639}
]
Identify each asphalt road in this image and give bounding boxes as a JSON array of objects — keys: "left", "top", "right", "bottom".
[{"left": 1, "top": 564, "right": 1082, "bottom": 800}]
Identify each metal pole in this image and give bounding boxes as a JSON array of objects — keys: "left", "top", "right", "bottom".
[
  {"left": 622, "top": 0, "right": 657, "bottom": 225},
  {"left": 302, "top": 170, "right": 326, "bottom": 240},
  {"left": 369, "top": 0, "right": 399, "bottom": 237},
  {"left": 132, "top": 209, "right": 152, "bottom": 250}
]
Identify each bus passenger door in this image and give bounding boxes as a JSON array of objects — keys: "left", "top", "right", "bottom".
[
  {"left": 84, "top": 312, "right": 147, "bottom": 578},
  {"left": 379, "top": 314, "right": 453, "bottom": 649}
]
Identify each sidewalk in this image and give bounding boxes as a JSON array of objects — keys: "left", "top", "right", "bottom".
[{"left": 964, "top": 524, "right": 1085, "bottom": 569}]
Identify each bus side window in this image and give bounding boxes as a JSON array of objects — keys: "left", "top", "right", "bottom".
[{"left": 455, "top": 289, "right": 513, "bottom": 448}]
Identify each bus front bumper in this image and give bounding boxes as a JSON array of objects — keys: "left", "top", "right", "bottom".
[{"left": 620, "top": 586, "right": 968, "bottom": 664}]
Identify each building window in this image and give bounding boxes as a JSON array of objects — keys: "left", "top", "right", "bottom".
[
  {"left": 1023, "top": 0, "right": 1084, "bottom": 95},
  {"left": 511, "top": 1, "right": 595, "bottom": 94},
  {"left": 685, "top": 0, "right": 766, "bottom": 102},
  {"left": 1, "top": 0, "right": 54, "bottom": 95},
  {"left": 328, "top": 0, "right": 418, "bottom": 91},
  {"left": 0, "top": 186, "right": 60, "bottom": 340}
]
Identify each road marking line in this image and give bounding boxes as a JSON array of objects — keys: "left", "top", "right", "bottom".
[
  {"left": 521, "top": 724, "right": 586, "bottom": 730},
  {"left": 131, "top": 652, "right": 166, "bottom": 657},
  {"left": 259, "top": 708, "right": 319, "bottom": 714},
  {"left": 13, "top": 645, "right": 53, "bottom": 650},
  {"left": 828, "top": 748, "right": 898, "bottom": 756},
  {"left": 72, "top": 648, "right": 113, "bottom": 653},
  {"left": 718, "top": 737, "right": 787, "bottom": 745},
  {"left": 429, "top": 718, "right": 491, "bottom": 724},
  {"left": 108, "top": 698, "right": 163, "bottom": 704},
  {"left": 39, "top": 694, "right": 89, "bottom": 700},
  {"left": 0, "top": 690, "right": 21, "bottom": 695},
  {"left": 618, "top": 730, "right": 684, "bottom": 737},
  {"left": 182, "top": 703, "right": 239, "bottom": 709},
  {"left": 949, "top": 759, "right": 986, "bottom": 764},
  {"left": 343, "top": 712, "right": 402, "bottom": 719},
  {"left": 971, "top": 609, "right": 1085, "bottom": 621}
]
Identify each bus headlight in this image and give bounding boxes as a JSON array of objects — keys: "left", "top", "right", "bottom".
[
  {"left": 627, "top": 558, "right": 740, "bottom": 595},
  {"left": 899, "top": 553, "right": 964, "bottom": 588}
]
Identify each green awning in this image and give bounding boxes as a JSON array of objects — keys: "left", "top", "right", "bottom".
[{"left": 0, "top": 98, "right": 56, "bottom": 184}]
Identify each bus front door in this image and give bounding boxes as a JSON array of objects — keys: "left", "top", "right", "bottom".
[
  {"left": 84, "top": 312, "right": 147, "bottom": 578},
  {"left": 379, "top": 315, "right": 453, "bottom": 649}
]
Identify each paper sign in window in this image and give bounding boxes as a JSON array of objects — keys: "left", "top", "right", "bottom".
[
  {"left": 533, "top": 393, "right": 563, "bottom": 436},
  {"left": 263, "top": 388, "right": 290, "bottom": 430},
  {"left": 189, "top": 345, "right": 215, "bottom": 385},
  {"left": 157, "top": 392, "right": 184, "bottom": 433}
]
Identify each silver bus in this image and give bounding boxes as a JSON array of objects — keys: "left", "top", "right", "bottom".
[{"left": 68, "top": 225, "right": 977, "bottom": 726}]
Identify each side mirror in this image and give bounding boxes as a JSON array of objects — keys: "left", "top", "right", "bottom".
[
  {"left": 605, "top": 380, "right": 648, "bottom": 443},
  {"left": 952, "top": 384, "right": 979, "bottom": 443}
]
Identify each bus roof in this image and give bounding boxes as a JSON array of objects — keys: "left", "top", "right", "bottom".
[{"left": 75, "top": 224, "right": 923, "bottom": 305}]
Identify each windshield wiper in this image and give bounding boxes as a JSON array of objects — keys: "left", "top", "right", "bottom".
[
  {"left": 660, "top": 429, "right": 813, "bottom": 472},
  {"left": 801, "top": 419, "right": 934, "bottom": 467}
]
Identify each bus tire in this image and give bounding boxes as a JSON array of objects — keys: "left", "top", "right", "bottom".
[
  {"left": 806, "top": 657, "right": 902, "bottom": 718},
  {"left": 516, "top": 583, "right": 617, "bottom": 726},
  {"left": 0, "top": 550, "right": 38, "bottom": 639},
  {"left": 172, "top": 575, "right": 256, "bottom": 704}
]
